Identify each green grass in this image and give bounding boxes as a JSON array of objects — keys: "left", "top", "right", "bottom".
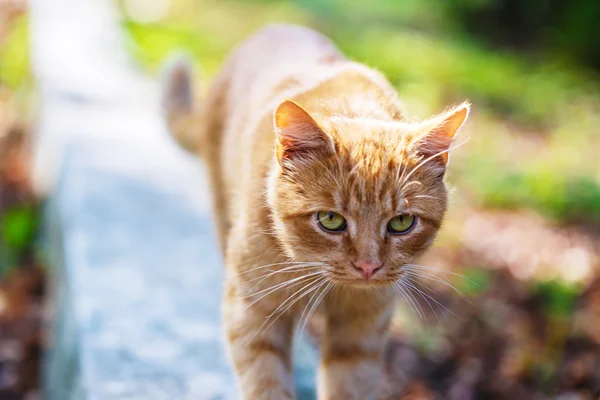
[{"left": 462, "top": 154, "right": 600, "bottom": 223}]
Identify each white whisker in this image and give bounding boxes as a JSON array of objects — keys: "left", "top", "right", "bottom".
[
  {"left": 256, "top": 277, "right": 328, "bottom": 341},
  {"left": 402, "top": 180, "right": 422, "bottom": 190},
  {"left": 234, "top": 261, "right": 325, "bottom": 276},
  {"left": 404, "top": 277, "right": 460, "bottom": 320},
  {"left": 243, "top": 277, "right": 326, "bottom": 346},
  {"left": 267, "top": 276, "right": 327, "bottom": 321},
  {"left": 244, "top": 264, "right": 322, "bottom": 286},
  {"left": 405, "top": 270, "right": 472, "bottom": 304},
  {"left": 412, "top": 194, "right": 438, "bottom": 200},
  {"left": 393, "top": 281, "right": 422, "bottom": 322},
  {"left": 398, "top": 279, "right": 426, "bottom": 321},
  {"left": 297, "top": 281, "right": 333, "bottom": 337},
  {"left": 396, "top": 148, "right": 410, "bottom": 184},
  {"left": 241, "top": 271, "right": 324, "bottom": 308},
  {"left": 404, "top": 264, "right": 478, "bottom": 286},
  {"left": 400, "top": 138, "right": 471, "bottom": 190},
  {"left": 296, "top": 281, "right": 326, "bottom": 335},
  {"left": 401, "top": 278, "right": 441, "bottom": 324}
]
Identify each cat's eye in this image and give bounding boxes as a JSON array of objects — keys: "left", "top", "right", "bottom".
[
  {"left": 387, "top": 214, "right": 417, "bottom": 234},
  {"left": 316, "top": 211, "right": 347, "bottom": 232}
]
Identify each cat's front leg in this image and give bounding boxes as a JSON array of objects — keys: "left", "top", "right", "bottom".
[
  {"left": 224, "top": 280, "right": 296, "bottom": 400},
  {"left": 317, "top": 296, "right": 393, "bottom": 400}
]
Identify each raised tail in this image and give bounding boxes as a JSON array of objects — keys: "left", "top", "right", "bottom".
[{"left": 160, "top": 52, "right": 203, "bottom": 154}]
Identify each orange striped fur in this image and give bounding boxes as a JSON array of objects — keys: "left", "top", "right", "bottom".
[{"left": 162, "top": 24, "right": 469, "bottom": 400}]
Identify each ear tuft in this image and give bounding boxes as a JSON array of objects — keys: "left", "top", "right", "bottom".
[
  {"left": 274, "top": 100, "right": 334, "bottom": 166},
  {"left": 434, "top": 101, "right": 470, "bottom": 140},
  {"left": 415, "top": 101, "right": 471, "bottom": 171}
]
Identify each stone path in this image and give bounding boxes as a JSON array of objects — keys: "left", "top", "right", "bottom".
[{"left": 30, "top": 0, "right": 318, "bottom": 398}]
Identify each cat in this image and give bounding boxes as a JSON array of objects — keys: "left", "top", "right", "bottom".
[{"left": 162, "top": 24, "right": 469, "bottom": 400}]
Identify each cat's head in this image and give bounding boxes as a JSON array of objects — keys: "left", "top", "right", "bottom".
[{"left": 267, "top": 100, "right": 469, "bottom": 287}]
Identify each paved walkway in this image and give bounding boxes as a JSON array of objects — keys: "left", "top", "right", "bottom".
[{"left": 31, "top": 0, "right": 318, "bottom": 398}]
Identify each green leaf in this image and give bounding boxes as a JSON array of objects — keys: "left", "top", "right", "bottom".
[
  {"left": 1, "top": 205, "right": 38, "bottom": 252},
  {"left": 534, "top": 280, "right": 580, "bottom": 318}
]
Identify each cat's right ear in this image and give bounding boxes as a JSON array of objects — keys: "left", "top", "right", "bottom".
[{"left": 274, "top": 100, "right": 335, "bottom": 168}]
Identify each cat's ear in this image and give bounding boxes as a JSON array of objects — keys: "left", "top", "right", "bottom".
[
  {"left": 274, "top": 100, "right": 335, "bottom": 167},
  {"left": 414, "top": 101, "right": 470, "bottom": 171}
]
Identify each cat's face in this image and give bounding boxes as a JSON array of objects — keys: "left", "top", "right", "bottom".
[{"left": 268, "top": 100, "right": 469, "bottom": 287}]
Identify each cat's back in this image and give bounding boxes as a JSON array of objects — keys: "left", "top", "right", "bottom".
[
  {"left": 225, "top": 24, "right": 344, "bottom": 101},
  {"left": 213, "top": 25, "right": 347, "bottom": 206},
  {"left": 220, "top": 24, "right": 345, "bottom": 135}
]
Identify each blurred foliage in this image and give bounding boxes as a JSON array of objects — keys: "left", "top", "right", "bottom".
[
  {"left": 448, "top": 0, "right": 600, "bottom": 71},
  {"left": 304, "top": 0, "right": 600, "bottom": 71},
  {"left": 0, "top": 6, "right": 36, "bottom": 277},
  {"left": 454, "top": 267, "right": 490, "bottom": 297},
  {"left": 534, "top": 279, "right": 580, "bottom": 318},
  {"left": 463, "top": 157, "right": 600, "bottom": 224},
  {"left": 1, "top": 206, "right": 38, "bottom": 254},
  {"left": 120, "top": 0, "right": 600, "bottom": 226},
  {"left": 0, "top": 206, "right": 39, "bottom": 276},
  {"left": 0, "top": 6, "right": 45, "bottom": 399},
  {"left": 0, "top": 15, "right": 31, "bottom": 90}
]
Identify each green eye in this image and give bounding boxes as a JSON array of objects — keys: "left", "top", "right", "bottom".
[
  {"left": 387, "top": 214, "right": 417, "bottom": 234},
  {"left": 316, "top": 211, "right": 347, "bottom": 232}
]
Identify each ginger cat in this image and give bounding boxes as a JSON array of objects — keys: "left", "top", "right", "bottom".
[{"left": 162, "top": 24, "right": 469, "bottom": 400}]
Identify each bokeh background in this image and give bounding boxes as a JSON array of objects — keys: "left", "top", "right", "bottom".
[{"left": 1, "top": 0, "right": 600, "bottom": 398}]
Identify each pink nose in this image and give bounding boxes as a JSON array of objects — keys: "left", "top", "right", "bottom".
[{"left": 352, "top": 260, "right": 382, "bottom": 279}]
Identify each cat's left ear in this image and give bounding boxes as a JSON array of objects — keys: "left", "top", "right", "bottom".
[
  {"left": 415, "top": 101, "right": 470, "bottom": 171},
  {"left": 274, "top": 99, "right": 335, "bottom": 168}
]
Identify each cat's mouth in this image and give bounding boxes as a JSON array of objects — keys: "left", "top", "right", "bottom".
[{"left": 330, "top": 277, "right": 393, "bottom": 288}]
